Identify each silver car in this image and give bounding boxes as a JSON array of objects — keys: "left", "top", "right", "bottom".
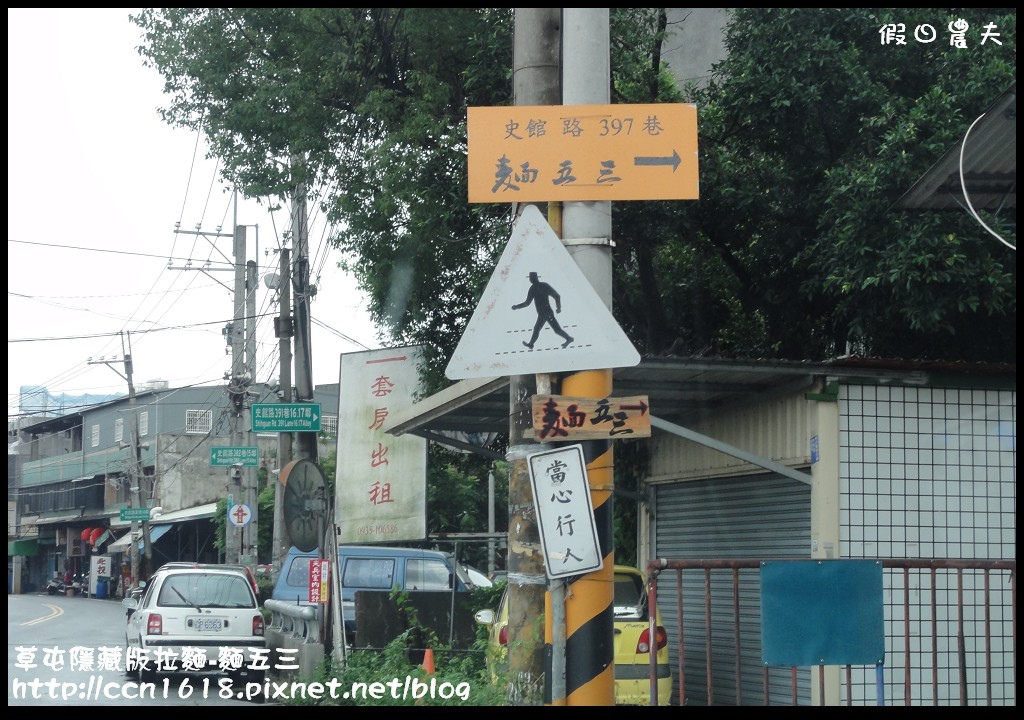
[{"left": 122, "top": 565, "right": 267, "bottom": 687}]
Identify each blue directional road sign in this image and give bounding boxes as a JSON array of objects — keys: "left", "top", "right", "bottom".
[{"left": 252, "top": 403, "right": 321, "bottom": 433}]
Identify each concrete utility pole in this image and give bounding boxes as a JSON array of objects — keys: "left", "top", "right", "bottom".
[
  {"left": 226, "top": 223, "right": 247, "bottom": 564},
  {"left": 506, "top": 9, "right": 616, "bottom": 707},
  {"left": 242, "top": 257, "right": 259, "bottom": 564},
  {"left": 559, "top": 9, "right": 615, "bottom": 706},
  {"left": 167, "top": 208, "right": 256, "bottom": 564},
  {"left": 290, "top": 176, "right": 319, "bottom": 467},
  {"left": 92, "top": 333, "right": 152, "bottom": 586},
  {"left": 272, "top": 243, "right": 293, "bottom": 571},
  {"left": 288, "top": 169, "right": 330, "bottom": 654},
  {"left": 506, "top": 7, "right": 560, "bottom": 707}
]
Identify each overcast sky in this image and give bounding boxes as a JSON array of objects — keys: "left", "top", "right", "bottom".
[{"left": 7, "top": 8, "right": 381, "bottom": 419}]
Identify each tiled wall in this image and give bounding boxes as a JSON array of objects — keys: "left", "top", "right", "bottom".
[{"left": 839, "top": 384, "right": 1016, "bottom": 705}]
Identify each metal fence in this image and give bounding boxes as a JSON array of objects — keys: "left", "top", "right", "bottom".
[{"left": 646, "top": 558, "right": 1016, "bottom": 706}]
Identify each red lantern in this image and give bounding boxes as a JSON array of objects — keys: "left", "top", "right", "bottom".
[
  {"left": 90, "top": 527, "right": 104, "bottom": 545},
  {"left": 80, "top": 528, "right": 93, "bottom": 541}
]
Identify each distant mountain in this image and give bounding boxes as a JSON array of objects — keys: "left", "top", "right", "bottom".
[{"left": 17, "top": 386, "right": 124, "bottom": 417}]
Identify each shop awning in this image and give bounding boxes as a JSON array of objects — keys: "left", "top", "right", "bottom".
[
  {"left": 106, "top": 524, "right": 172, "bottom": 554},
  {"left": 111, "top": 502, "right": 218, "bottom": 528},
  {"left": 8, "top": 538, "right": 39, "bottom": 556},
  {"left": 153, "top": 502, "right": 218, "bottom": 523},
  {"left": 106, "top": 532, "right": 133, "bottom": 554},
  {"left": 33, "top": 512, "right": 84, "bottom": 525}
]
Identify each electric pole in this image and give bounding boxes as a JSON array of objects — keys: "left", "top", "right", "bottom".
[
  {"left": 506, "top": 7, "right": 560, "bottom": 707},
  {"left": 272, "top": 242, "right": 293, "bottom": 571},
  {"left": 168, "top": 204, "right": 259, "bottom": 565},
  {"left": 242, "top": 257, "right": 259, "bottom": 564},
  {"left": 268, "top": 171, "right": 316, "bottom": 573},
  {"left": 291, "top": 174, "right": 318, "bottom": 466},
  {"left": 505, "top": 9, "right": 616, "bottom": 707},
  {"left": 560, "top": 9, "right": 615, "bottom": 706},
  {"left": 226, "top": 223, "right": 247, "bottom": 564},
  {"left": 91, "top": 332, "right": 152, "bottom": 587}
]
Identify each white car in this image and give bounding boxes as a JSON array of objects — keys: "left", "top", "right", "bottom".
[{"left": 122, "top": 565, "right": 267, "bottom": 687}]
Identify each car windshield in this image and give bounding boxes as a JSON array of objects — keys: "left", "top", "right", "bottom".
[
  {"left": 285, "top": 556, "right": 315, "bottom": 589},
  {"left": 157, "top": 572, "right": 256, "bottom": 609},
  {"left": 613, "top": 572, "right": 647, "bottom": 619}
]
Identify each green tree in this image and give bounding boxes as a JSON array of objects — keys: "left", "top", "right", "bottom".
[
  {"left": 133, "top": 8, "right": 1014, "bottom": 565},
  {"left": 130, "top": 7, "right": 516, "bottom": 385},
  {"left": 426, "top": 447, "right": 508, "bottom": 568},
  {"left": 131, "top": 6, "right": 1014, "bottom": 371},
  {"left": 629, "top": 7, "right": 1017, "bottom": 361}
]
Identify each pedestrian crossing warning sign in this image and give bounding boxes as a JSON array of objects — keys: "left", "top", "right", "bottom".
[{"left": 445, "top": 204, "right": 640, "bottom": 380}]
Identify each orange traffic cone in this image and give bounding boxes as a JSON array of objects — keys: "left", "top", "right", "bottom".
[{"left": 422, "top": 648, "right": 435, "bottom": 674}]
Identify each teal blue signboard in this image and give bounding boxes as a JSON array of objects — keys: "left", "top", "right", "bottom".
[{"left": 761, "top": 559, "right": 884, "bottom": 666}]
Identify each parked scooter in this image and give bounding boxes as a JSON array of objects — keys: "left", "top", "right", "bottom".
[{"left": 45, "top": 571, "right": 86, "bottom": 596}]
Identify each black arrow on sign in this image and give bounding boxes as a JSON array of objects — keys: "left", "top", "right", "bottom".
[
  {"left": 633, "top": 150, "right": 681, "bottom": 172},
  {"left": 620, "top": 400, "right": 649, "bottom": 415}
]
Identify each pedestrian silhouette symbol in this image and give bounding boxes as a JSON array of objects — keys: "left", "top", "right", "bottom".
[
  {"left": 444, "top": 204, "right": 639, "bottom": 380},
  {"left": 512, "top": 271, "right": 574, "bottom": 349}
]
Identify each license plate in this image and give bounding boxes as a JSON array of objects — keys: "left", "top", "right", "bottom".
[{"left": 192, "top": 617, "right": 223, "bottom": 631}]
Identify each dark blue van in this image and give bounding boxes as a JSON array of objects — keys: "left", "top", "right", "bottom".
[{"left": 272, "top": 545, "right": 476, "bottom": 646}]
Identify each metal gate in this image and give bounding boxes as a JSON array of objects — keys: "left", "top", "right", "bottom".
[{"left": 653, "top": 473, "right": 812, "bottom": 705}]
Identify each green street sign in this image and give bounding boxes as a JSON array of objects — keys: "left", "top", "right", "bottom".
[
  {"left": 252, "top": 403, "right": 322, "bottom": 433},
  {"left": 211, "top": 446, "right": 260, "bottom": 467},
  {"left": 119, "top": 507, "right": 151, "bottom": 522}
]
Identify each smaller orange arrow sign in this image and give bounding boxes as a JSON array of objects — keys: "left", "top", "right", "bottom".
[{"left": 531, "top": 394, "right": 652, "bottom": 442}]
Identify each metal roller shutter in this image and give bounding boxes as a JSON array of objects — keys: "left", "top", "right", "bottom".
[{"left": 653, "top": 473, "right": 811, "bottom": 705}]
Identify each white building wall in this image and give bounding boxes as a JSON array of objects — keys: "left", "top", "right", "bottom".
[{"left": 839, "top": 383, "right": 1016, "bottom": 705}]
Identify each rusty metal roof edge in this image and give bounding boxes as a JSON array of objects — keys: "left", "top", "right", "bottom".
[{"left": 892, "top": 81, "right": 1016, "bottom": 211}]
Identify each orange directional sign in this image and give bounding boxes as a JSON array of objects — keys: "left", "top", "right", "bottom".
[
  {"left": 468, "top": 103, "right": 698, "bottom": 203},
  {"left": 531, "top": 394, "right": 652, "bottom": 442}
]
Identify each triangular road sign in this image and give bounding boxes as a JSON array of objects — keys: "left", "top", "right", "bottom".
[{"left": 446, "top": 204, "right": 641, "bottom": 380}]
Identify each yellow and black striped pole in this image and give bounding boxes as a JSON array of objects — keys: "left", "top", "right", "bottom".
[
  {"left": 561, "top": 370, "right": 615, "bottom": 705},
  {"left": 557, "top": 8, "right": 616, "bottom": 705}
]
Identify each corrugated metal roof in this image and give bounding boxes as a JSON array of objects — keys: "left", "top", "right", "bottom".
[
  {"left": 383, "top": 356, "right": 1016, "bottom": 448},
  {"left": 894, "top": 83, "right": 1016, "bottom": 211}
]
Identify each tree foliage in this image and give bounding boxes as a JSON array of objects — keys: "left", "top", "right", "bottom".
[
  {"left": 426, "top": 448, "right": 508, "bottom": 568},
  {"left": 134, "top": 8, "right": 1014, "bottom": 562},
  {"left": 650, "top": 7, "right": 1017, "bottom": 361},
  {"left": 131, "top": 7, "right": 517, "bottom": 386},
  {"left": 132, "top": 7, "right": 1015, "bottom": 375}
]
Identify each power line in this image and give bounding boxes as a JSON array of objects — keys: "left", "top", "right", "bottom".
[
  {"left": 7, "top": 239, "right": 235, "bottom": 267},
  {"left": 9, "top": 312, "right": 279, "bottom": 343}
]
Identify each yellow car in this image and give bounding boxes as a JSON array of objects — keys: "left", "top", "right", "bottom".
[{"left": 474, "top": 564, "right": 672, "bottom": 705}]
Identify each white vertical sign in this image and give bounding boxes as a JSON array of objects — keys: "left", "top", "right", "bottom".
[
  {"left": 90, "top": 555, "right": 111, "bottom": 596},
  {"left": 528, "top": 444, "right": 603, "bottom": 579},
  {"left": 336, "top": 346, "right": 428, "bottom": 543}
]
